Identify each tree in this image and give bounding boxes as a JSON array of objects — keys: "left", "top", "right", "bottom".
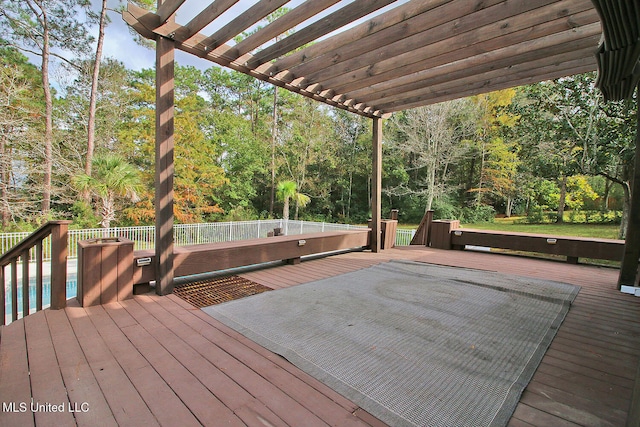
[
  {"left": 512, "top": 73, "right": 634, "bottom": 232},
  {"left": 0, "top": 0, "right": 95, "bottom": 215},
  {"left": 277, "top": 180, "right": 310, "bottom": 221},
  {"left": 468, "top": 89, "right": 520, "bottom": 210},
  {"left": 278, "top": 95, "right": 333, "bottom": 219},
  {"left": 73, "top": 153, "right": 141, "bottom": 228},
  {"left": 332, "top": 110, "right": 371, "bottom": 221},
  {"left": 0, "top": 46, "right": 43, "bottom": 227},
  {"left": 386, "top": 99, "right": 475, "bottom": 213}
]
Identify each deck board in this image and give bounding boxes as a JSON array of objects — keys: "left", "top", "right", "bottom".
[
  {"left": 42, "top": 308, "right": 115, "bottom": 427},
  {"left": 0, "top": 319, "right": 34, "bottom": 427},
  {"left": 1, "top": 246, "right": 639, "bottom": 427}
]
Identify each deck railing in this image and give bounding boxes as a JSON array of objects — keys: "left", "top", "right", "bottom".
[
  {"left": 0, "top": 220, "right": 372, "bottom": 260},
  {"left": 0, "top": 221, "right": 71, "bottom": 325},
  {"left": 0, "top": 220, "right": 408, "bottom": 324}
]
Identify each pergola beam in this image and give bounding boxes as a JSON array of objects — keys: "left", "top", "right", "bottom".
[
  {"left": 375, "top": 54, "right": 597, "bottom": 112},
  {"left": 245, "top": 0, "right": 396, "bottom": 69},
  {"left": 350, "top": 36, "right": 599, "bottom": 105},
  {"left": 269, "top": 0, "right": 452, "bottom": 75},
  {"left": 225, "top": 0, "right": 341, "bottom": 62},
  {"left": 124, "top": 0, "right": 601, "bottom": 117},
  {"left": 198, "top": 0, "right": 289, "bottom": 52},
  {"left": 322, "top": 10, "right": 600, "bottom": 95},
  {"left": 183, "top": 0, "right": 238, "bottom": 39}
]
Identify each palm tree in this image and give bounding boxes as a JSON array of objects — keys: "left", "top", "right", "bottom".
[
  {"left": 276, "top": 180, "right": 310, "bottom": 221},
  {"left": 73, "top": 154, "right": 141, "bottom": 228}
]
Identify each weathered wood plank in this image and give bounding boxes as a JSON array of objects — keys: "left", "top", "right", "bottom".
[
  {"left": 198, "top": 0, "right": 289, "bottom": 50},
  {"left": 228, "top": 0, "right": 341, "bottom": 61},
  {"left": 511, "top": 403, "right": 582, "bottom": 427},
  {"left": 450, "top": 228, "right": 624, "bottom": 261},
  {"left": 65, "top": 304, "right": 160, "bottom": 426},
  {"left": 0, "top": 321, "right": 34, "bottom": 427},
  {"left": 246, "top": 0, "right": 396, "bottom": 68},
  {"left": 155, "top": 34, "right": 175, "bottom": 296},
  {"left": 84, "top": 303, "right": 202, "bottom": 427},
  {"left": 43, "top": 308, "right": 116, "bottom": 427},
  {"left": 524, "top": 379, "right": 627, "bottom": 426},
  {"left": 322, "top": 0, "right": 598, "bottom": 92},
  {"left": 129, "top": 295, "right": 320, "bottom": 427},
  {"left": 23, "top": 311, "right": 76, "bottom": 427},
  {"left": 533, "top": 365, "right": 631, "bottom": 410},
  {"left": 136, "top": 230, "right": 370, "bottom": 283},
  {"left": 108, "top": 299, "right": 246, "bottom": 427},
  {"left": 160, "top": 294, "right": 374, "bottom": 425}
]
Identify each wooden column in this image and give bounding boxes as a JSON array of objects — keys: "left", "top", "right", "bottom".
[
  {"left": 371, "top": 117, "right": 382, "bottom": 253},
  {"left": 618, "top": 84, "right": 640, "bottom": 289},
  {"left": 50, "top": 221, "right": 69, "bottom": 309},
  {"left": 155, "top": 35, "right": 175, "bottom": 295}
]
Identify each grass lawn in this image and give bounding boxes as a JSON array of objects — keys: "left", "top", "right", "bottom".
[
  {"left": 399, "top": 216, "right": 622, "bottom": 240},
  {"left": 462, "top": 218, "right": 621, "bottom": 240}
]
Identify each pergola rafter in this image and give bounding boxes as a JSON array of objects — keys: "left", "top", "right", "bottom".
[{"left": 123, "top": 0, "right": 601, "bottom": 119}]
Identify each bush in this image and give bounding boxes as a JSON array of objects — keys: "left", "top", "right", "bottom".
[{"left": 460, "top": 205, "right": 495, "bottom": 223}]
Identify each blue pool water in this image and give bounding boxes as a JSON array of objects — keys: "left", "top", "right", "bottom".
[{"left": 3, "top": 275, "right": 77, "bottom": 324}]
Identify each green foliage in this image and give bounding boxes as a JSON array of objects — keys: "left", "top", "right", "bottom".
[
  {"left": 0, "top": 2, "right": 633, "bottom": 237},
  {"left": 70, "top": 201, "right": 100, "bottom": 228},
  {"left": 460, "top": 205, "right": 496, "bottom": 223},
  {"left": 73, "top": 153, "right": 142, "bottom": 228}
]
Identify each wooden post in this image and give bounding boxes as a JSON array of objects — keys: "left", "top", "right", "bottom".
[
  {"left": 618, "top": 84, "right": 640, "bottom": 289},
  {"left": 155, "top": 34, "right": 175, "bottom": 295},
  {"left": 50, "top": 221, "right": 69, "bottom": 310},
  {"left": 371, "top": 117, "right": 382, "bottom": 253}
]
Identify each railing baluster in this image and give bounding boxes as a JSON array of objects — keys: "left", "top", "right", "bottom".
[
  {"left": 10, "top": 258, "right": 17, "bottom": 321},
  {"left": 36, "top": 241, "right": 43, "bottom": 311},
  {"left": 21, "top": 249, "right": 29, "bottom": 318}
]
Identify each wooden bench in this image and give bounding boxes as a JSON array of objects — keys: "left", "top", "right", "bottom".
[
  {"left": 449, "top": 228, "right": 624, "bottom": 263},
  {"left": 133, "top": 229, "right": 370, "bottom": 284}
]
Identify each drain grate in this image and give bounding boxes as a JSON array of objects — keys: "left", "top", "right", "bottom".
[{"left": 173, "top": 276, "right": 272, "bottom": 308}]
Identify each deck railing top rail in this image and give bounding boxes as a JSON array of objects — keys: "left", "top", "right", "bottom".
[
  {"left": 0, "top": 220, "right": 71, "bottom": 267},
  {"left": 1, "top": 220, "right": 71, "bottom": 325}
]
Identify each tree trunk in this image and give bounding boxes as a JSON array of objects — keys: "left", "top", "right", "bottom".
[
  {"left": 603, "top": 178, "right": 612, "bottom": 211},
  {"left": 84, "top": 0, "right": 108, "bottom": 202},
  {"left": 620, "top": 181, "right": 631, "bottom": 239},
  {"left": 269, "top": 87, "right": 278, "bottom": 215},
  {"left": 283, "top": 196, "right": 290, "bottom": 221},
  {"left": 41, "top": 19, "right": 52, "bottom": 215},
  {"left": 556, "top": 175, "right": 568, "bottom": 223},
  {"left": 0, "top": 135, "right": 9, "bottom": 227}
]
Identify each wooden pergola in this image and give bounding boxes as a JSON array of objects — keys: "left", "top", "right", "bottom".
[{"left": 123, "top": 0, "right": 640, "bottom": 296}]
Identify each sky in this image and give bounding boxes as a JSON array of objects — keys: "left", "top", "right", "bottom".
[
  {"left": 100, "top": 0, "right": 311, "bottom": 72},
  {"left": 96, "top": 0, "right": 405, "bottom": 72}
]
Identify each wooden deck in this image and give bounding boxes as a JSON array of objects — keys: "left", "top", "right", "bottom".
[{"left": 1, "top": 246, "right": 638, "bottom": 426}]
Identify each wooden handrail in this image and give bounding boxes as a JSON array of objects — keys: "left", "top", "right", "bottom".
[{"left": 0, "top": 220, "right": 71, "bottom": 325}]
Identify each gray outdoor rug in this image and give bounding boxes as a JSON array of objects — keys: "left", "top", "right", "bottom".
[{"left": 202, "top": 260, "right": 580, "bottom": 427}]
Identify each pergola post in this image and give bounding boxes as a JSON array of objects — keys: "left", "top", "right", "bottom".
[
  {"left": 618, "top": 84, "right": 640, "bottom": 289},
  {"left": 371, "top": 117, "right": 382, "bottom": 253},
  {"left": 154, "top": 34, "right": 175, "bottom": 295}
]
